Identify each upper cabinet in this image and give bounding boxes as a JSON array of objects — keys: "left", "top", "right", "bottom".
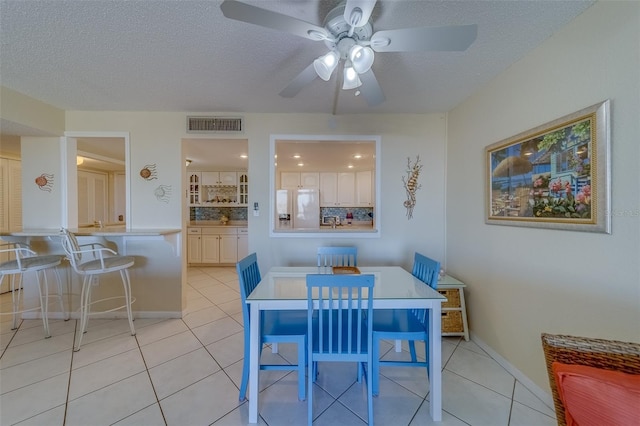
[
  {"left": 320, "top": 172, "right": 355, "bottom": 207},
  {"left": 280, "top": 172, "right": 319, "bottom": 190},
  {"left": 188, "top": 171, "right": 247, "bottom": 206},
  {"left": 355, "top": 170, "right": 374, "bottom": 207},
  {"left": 188, "top": 172, "right": 201, "bottom": 205},
  {"left": 201, "top": 171, "right": 237, "bottom": 186}
]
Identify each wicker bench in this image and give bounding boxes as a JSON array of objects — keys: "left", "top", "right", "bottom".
[{"left": 541, "top": 333, "right": 640, "bottom": 425}]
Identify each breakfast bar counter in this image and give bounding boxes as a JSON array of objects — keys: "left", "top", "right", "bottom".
[{"left": 1, "top": 228, "right": 183, "bottom": 321}]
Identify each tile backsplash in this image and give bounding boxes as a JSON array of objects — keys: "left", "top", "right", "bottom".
[
  {"left": 320, "top": 207, "right": 373, "bottom": 223},
  {"left": 191, "top": 207, "right": 248, "bottom": 221}
]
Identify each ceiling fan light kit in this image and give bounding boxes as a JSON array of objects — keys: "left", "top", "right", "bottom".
[
  {"left": 313, "top": 51, "right": 340, "bottom": 81},
  {"left": 220, "top": 0, "right": 478, "bottom": 108},
  {"left": 343, "top": 62, "right": 362, "bottom": 90}
]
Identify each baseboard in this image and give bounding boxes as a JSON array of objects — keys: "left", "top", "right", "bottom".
[
  {"left": 21, "top": 311, "right": 182, "bottom": 320},
  {"left": 470, "top": 331, "right": 555, "bottom": 409}
]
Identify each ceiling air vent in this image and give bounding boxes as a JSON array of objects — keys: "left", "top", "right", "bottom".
[{"left": 187, "top": 116, "right": 243, "bottom": 133}]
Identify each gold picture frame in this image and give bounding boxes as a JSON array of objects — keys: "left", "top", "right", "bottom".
[{"left": 485, "top": 100, "right": 610, "bottom": 233}]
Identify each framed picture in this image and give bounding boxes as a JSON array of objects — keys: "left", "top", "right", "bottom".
[{"left": 485, "top": 100, "right": 610, "bottom": 233}]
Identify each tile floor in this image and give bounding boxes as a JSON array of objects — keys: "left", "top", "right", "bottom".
[{"left": 0, "top": 266, "right": 557, "bottom": 425}]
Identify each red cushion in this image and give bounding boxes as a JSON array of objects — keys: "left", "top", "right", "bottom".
[{"left": 552, "top": 361, "right": 640, "bottom": 426}]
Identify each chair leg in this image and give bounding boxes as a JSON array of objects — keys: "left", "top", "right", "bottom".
[
  {"left": 297, "top": 337, "right": 306, "bottom": 401},
  {"left": 308, "top": 355, "right": 314, "bottom": 426},
  {"left": 53, "top": 267, "right": 69, "bottom": 321},
  {"left": 9, "top": 274, "right": 22, "bottom": 330},
  {"left": 367, "top": 357, "right": 374, "bottom": 426},
  {"left": 238, "top": 331, "right": 250, "bottom": 401},
  {"left": 121, "top": 269, "right": 136, "bottom": 336},
  {"left": 74, "top": 275, "right": 91, "bottom": 351},
  {"left": 409, "top": 340, "right": 418, "bottom": 362},
  {"left": 36, "top": 269, "right": 51, "bottom": 338},
  {"left": 372, "top": 335, "right": 380, "bottom": 396}
]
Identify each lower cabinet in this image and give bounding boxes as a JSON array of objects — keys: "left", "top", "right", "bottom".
[
  {"left": 237, "top": 229, "right": 248, "bottom": 260},
  {"left": 188, "top": 226, "right": 247, "bottom": 264}
]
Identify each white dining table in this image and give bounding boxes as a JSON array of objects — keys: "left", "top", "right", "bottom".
[{"left": 246, "top": 266, "right": 446, "bottom": 423}]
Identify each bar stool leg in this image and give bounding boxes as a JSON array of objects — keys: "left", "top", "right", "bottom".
[
  {"left": 75, "top": 275, "right": 92, "bottom": 352},
  {"left": 121, "top": 269, "right": 136, "bottom": 336},
  {"left": 51, "top": 267, "right": 68, "bottom": 321},
  {"left": 10, "top": 274, "right": 23, "bottom": 330},
  {"left": 35, "top": 269, "right": 52, "bottom": 338}
]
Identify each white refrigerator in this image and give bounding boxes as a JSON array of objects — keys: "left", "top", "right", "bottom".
[{"left": 276, "top": 189, "right": 320, "bottom": 230}]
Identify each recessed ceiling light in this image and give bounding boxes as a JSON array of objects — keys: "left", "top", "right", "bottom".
[
  {"left": 297, "top": 162, "right": 304, "bottom": 167},
  {"left": 353, "top": 154, "right": 362, "bottom": 159},
  {"left": 293, "top": 154, "right": 301, "bottom": 159},
  {"left": 348, "top": 164, "right": 354, "bottom": 169},
  {"left": 240, "top": 154, "right": 248, "bottom": 159}
]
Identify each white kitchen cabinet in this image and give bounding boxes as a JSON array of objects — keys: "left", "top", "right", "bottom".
[
  {"left": 188, "top": 172, "right": 201, "bottom": 205},
  {"left": 112, "top": 172, "right": 126, "bottom": 223},
  {"left": 237, "top": 229, "right": 248, "bottom": 260},
  {"left": 202, "top": 171, "right": 237, "bottom": 186},
  {"left": 319, "top": 173, "right": 337, "bottom": 206},
  {"left": 280, "top": 172, "right": 319, "bottom": 190},
  {"left": 187, "top": 228, "right": 203, "bottom": 263},
  {"left": 238, "top": 173, "right": 249, "bottom": 205},
  {"left": 356, "top": 170, "right": 374, "bottom": 206},
  {"left": 319, "top": 172, "right": 355, "bottom": 206},
  {"left": 219, "top": 234, "right": 238, "bottom": 263},
  {"left": 201, "top": 234, "right": 221, "bottom": 263},
  {"left": 187, "top": 226, "right": 246, "bottom": 264},
  {"left": 0, "top": 158, "right": 22, "bottom": 233},
  {"left": 0, "top": 158, "right": 21, "bottom": 294},
  {"left": 78, "top": 170, "right": 108, "bottom": 226}
]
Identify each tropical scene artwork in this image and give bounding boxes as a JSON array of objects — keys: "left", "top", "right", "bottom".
[{"left": 485, "top": 101, "right": 610, "bottom": 233}]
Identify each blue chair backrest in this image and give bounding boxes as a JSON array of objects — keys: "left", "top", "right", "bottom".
[
  {"left": 317, "top": 246, "right": 357, "bottom": 267},
  {"left": 237, "top": 253, "right": 261, "bottom": 325},
  {"left": 306, "top": 273, "right": 374, "bottom": 356},
  {"left": 412, "top": 252, "right": 440, "bottom": 289},
  {"left": 411, "top": 252, "right": 441, "bottom": 325}
]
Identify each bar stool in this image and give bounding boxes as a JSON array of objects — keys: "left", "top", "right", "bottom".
[
  {"left": 60, "top": 228, "right": 136, "bottom": 351},
  {"left": 0, "top": 242, "right": 67, "bottom": 337}
]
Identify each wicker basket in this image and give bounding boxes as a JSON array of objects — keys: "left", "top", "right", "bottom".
[
  {"left": 441, "top": 310, "right": 463, "bottom": 333},
  {"left": 541, "top": 333, "right": 640, "bottom": 426},
  {"left": 438, "top": 289, "right": 460, "bottom": 309}
]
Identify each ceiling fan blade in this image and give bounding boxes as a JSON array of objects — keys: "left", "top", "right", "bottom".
[
  {"left": 220, "top": 0, "right": 330, "bottom": 41},
  {"left": 279, "top": 63, "right": 318, "bottom": 98},
  {"left": 358, "top": 69, "right": 385, "bottom": 107},
  {"left": 371, "top": 24, "right": 478, "bottom": 52},
  {"left": 343, "top": 0, "right": 377, "bottom": 28}
]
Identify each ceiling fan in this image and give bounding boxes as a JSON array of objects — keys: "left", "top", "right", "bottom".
[{"left": 220, "top": 0, "right": 477, "bottom": 107}]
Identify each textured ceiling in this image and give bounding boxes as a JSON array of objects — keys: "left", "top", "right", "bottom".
[{"left": 0, "top": 0, "right": 595, "bottom": 118}]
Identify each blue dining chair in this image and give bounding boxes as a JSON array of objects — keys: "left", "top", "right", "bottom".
[
  {"left": 237, "top": 253, "right": 307, "bottom": 402},
  {"left": 306, "top": 273, "right": 375, "bottom": 425},
  {"left": 317, "top": 246, "right": 357, "bottom": 267},
  {"left": 370, "top": 252, "right": 441, "bottom": 396}
]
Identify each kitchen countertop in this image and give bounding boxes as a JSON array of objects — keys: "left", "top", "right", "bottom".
[
  {"left": 189, "top": 221, "right": 247, "bottom": 227},
  {"left": 1, "top": 228, "right": 181, "bottom": 237}
]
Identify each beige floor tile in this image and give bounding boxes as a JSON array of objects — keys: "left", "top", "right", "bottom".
[
  {"left": 1, "top": 349, "right": 71, "bottom": 394},
  {"left": 148, "top": 347, "right": 221, "bottom": 399},
  {"left": 0, "top": 373, "right": 69, "bottom": 425},
  {"left": 68, "top": 348, "right": 146, "bottom": 400},
  {"left": 160, "top": 370, "right": 242, "bottom": 425},
  {"left": 65, "top": 372, "right": 157, "bottom": 426},
  {"left": 140, "top": 329, "right": 203, "bottom": 368}
]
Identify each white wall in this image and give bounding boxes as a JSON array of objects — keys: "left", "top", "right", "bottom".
[
  {"left": 65, "top": 112, "right": 449, "bottom": 271},
  {"left": 21, "top": 137, "right": 68, "bottom": 228},
  {"left": 446, "top": 0, "right": 640, "bottom": 392}
]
